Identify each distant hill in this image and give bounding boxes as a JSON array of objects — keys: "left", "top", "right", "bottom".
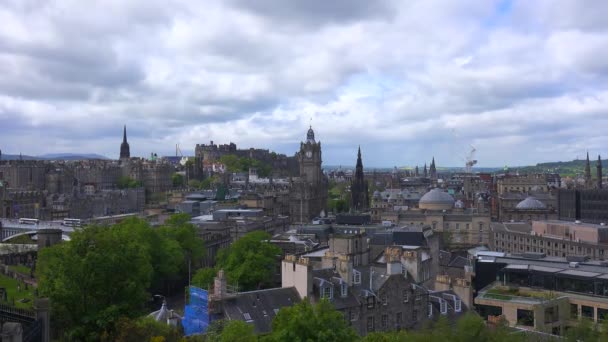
[
  {"left": 510, "top": 159, "right": 590, "bottom": 177},
  {"left": 1, "top": 153, "right": 109, "bottom": 161},
  {"left": 39, "top": 153, "right": 109, "bottom": 160}
]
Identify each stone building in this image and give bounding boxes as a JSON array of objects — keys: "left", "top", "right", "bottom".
[
  {"left": 350, "top": 147, "right": 369, "bottom": 212},
  {"left": 498, "top": 194, "right": 557, "bottom": 222},
  {"left": 496, "top": 174, "right": 549, "bottom": 194},
  {"left": 289, "top": 127, "right": 328, "bottom": 223},
  {"left": 490, "top": 220, "right": 608, "bottom": 259},
  {"left": 375, "top": 188, "right": 491, "bottom": 247}
]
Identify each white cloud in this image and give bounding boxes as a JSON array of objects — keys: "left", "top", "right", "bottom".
[{"left": 0, "top": 0, "right": 607, "bottom": 167}]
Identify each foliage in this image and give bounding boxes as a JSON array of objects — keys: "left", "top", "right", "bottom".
[
  {"left": 118, "top": 176, "right": 142, "bottom": 189},
  {"left": 208, "top": 320, "right": 256, "bottom": 342},
  {"left": 172, "top": 173, "right": 185, "bottom": 187},
  {"left": 36, "top": 216, "right": 205, "bottom": 340},
  {"left": 220, "top": 154, "right": 272, "bottom": 178},
  {"left": 192, "top": 231, "right": 281, "bottom": 291},
  {"left": 192, "top": 267, "right": 217, "bottom": 289},
  {"left": 265, "top": 299, "right": 358, "bottom": 342},
  {"left": 188, "top": 179, "right": 202, "bottom": 189},
  {"left": 6, "top": 234, "right": 35, "bottom": 244},
  {"left": 110, "top": 316, "right": 183, "bottom": 342}
]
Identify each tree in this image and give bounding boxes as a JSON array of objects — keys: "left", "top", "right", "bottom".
[
  {"left": 172, "top": 173, "right": 184, "bottom": 187},
  {"left": 36, "top": 217, "right": 205, "bottom": 339},
  {"left": 191, "top": 231, "right": 281, "bottom": 291},
  {"left": 266, "top": 299, "right": 358, "bottom": 342},
  {"left": 188, "top": 179, "right": 202, "bottom": 189},
  {"left": 37, "top": 224, "right": 154, "bottom": 340},
  {"left": 110, "top": 316, "right": 182, "bottom": 342},
  {"left": 218, "top": 320, "right": 257, "bottom": 342},
  {"left": 118, "top": 176, "right": 141, "bottom": 189},
  {"left": 215, "top": 231, "right": 281, "bottom": 291}
]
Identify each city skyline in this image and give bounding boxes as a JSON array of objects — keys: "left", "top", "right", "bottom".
[{"left": 2, "top": 1, "right": 608, "bottom": 166}]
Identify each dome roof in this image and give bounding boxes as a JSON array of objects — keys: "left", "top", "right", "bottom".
[
  {"left": 516, "top": 196, "right": 547, "bottom": 210},
  {"left": 419, "top": 188, "right": 455, "bottom": 206},
  {"left": 373, "top": 190, "right": 381, "bottom": 198}
]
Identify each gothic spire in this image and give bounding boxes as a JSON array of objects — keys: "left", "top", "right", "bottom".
[
  {"left": 123, "top": 125, "right": 127, "bottom": 143},
  {"left": 585, "top": 151, "right": 592, "bottom": 188}
]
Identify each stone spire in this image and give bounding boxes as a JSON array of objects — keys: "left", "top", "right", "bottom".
[
  {"left": 430, "top": 157, "right": 437, "bottom": 180},
  {"left": 415, "top": 165, "right": 419, "bottom": 177},
  {"left": 585, "top": 151, "right": 592, "bottom": 188},
  {"left": 598, "top": 155, "right": 603, "bottom": 189},
  {"left": 350, "top": 146, "right": 369, "bottom": 212},
  {"left": 423, "top": 163, "right": 428, "bottom": 178},
  {"left": 120, "top": 125, "right": 130, "bottom": 160}
]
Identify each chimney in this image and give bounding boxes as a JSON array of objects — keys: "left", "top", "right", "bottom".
[
  {"left": 282, "top": 255, "right": 313, "bottom": 299},
  {"left": 214, "top": 269, "right": 227, "bottom": 298},
  {"left": 385, "top": 247, "right": 403, "bottom": 275}
]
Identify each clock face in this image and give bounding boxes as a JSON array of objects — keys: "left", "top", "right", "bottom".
[{"left": 305, "top": 151, "right": 313, "bottom": 158}]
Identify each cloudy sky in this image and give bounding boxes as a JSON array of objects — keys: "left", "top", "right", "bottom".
[{"left": 1, "top": 0, "right": 608, "bottom": 167}]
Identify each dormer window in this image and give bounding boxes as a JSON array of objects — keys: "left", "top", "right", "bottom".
[
  {"left": 353, "top": 270, "right": 361, "bottom": 284},
  {"left": 455, "top": 299, "right": 462, "bottom": 312},
  {"left": 440, "top": 300, "right": 447, "bottom": 315},
  {"left": 322, "top": 286, "right": 333, "bottom": 299},
  {"left": 341, "top": 282, "right": 348, "bottom": 297}
]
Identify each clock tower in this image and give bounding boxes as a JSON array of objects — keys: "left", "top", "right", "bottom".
[{"left": 298, "top": 126, "right": 322, "bottom": 184}]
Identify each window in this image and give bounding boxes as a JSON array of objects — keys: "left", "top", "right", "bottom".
[
  {"left": 396, "top": 312, "right": 402, "bottom": 325},
  {"left": 456, "top": 223, "right": 460, "bottom": 230},
  {"left": 440, "top": 300, "right": 447, "bottom": 314},
  {"left": 598, "top": 308, "right": 608, "bottom": 322},
  {"left": 381, "top": 292, "right": 388, "bottom": 305},
  {"left": 350, "top": 311, "right": 358, "bottom": 321},
  {"left": 322, "top": 286, "right": 333, "bottom": 299},
  {"left": 428, "top": 303, "right": 433, "bottom": 317},
  {"left": 243, "top": 313, "right": 252, "bottom": 321},
  {"left": 544, "top": 306, "right": 559, "bottom": 323},
  {"left": 413, "top": 309, "right": 418, "bottom": 321},
  {"left": 415, "top": 293, "right": 421, "bottom": 302},
  {"left": 455, "top": 299, "right": 462, "bottom": 312},
  {"left": 466, "top": 223, "right": 470, "bottom": 230},
  {"left": 517, "top": 309, "right": 534, "bottom": 327},
  {"left": 367, "top": 316, "right": 375, "bottom": 332},
  {"left": 570, "top": 304, "right": 578, "bottom": 319},
  {"left": 582, "top": 305, "right": 594, "bottom": 319},
  {"left": 353, "top": 270, "right": 361, "bottom": 284},
  {"left": 341, "top": 283, "right": 348, "bottom": 297},
  {"left": 403, "top": 289, "right": 409, "bottom": 303},
  {"left": 381, "top": 314, "right": 388, "bottom": 329},
  {"left": 367, "top": 296, "right": 375, "bottom": 309}
]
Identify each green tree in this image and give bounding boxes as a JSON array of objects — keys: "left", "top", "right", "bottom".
[
  {"left": 191, "top": 231, "right": 281, "bottom": 291},
  {"left": 218, "top": 320, "right": 257, "bottom": 342},
  {"left": 110, "top": 316, "right": 182, "bottom": 342},
  {"left": 172, "top": 173, "right": 184, "bottom": 187},
  {"left": 216, "top": 231, "right": 281, "bottom": 291},
  {"left": 36, "top": 217, "right": 204, "bottom": 339},
  {"left": 565, "top": 317, "right": 598, "bottom": 342},
  {"left": 188, "top": 179, "right": 202, "bottom": 189},
  {"left": 118, "top": 176, "right": 142, "bottom": 189},
  {"left": 265, "top": 299, "right": 358, "bottom": 342},
  {"left": 37, "top": 224, "right": 154, "bottom": 339}
]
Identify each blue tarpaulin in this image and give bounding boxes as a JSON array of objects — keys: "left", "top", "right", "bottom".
[{"left": 182, "top": 286, "right": 210, "bottom": 336}]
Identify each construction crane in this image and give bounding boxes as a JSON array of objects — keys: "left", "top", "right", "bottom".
[
  {"left": 176, "top": 144, "right": 189, "bottom": 166},
  {"left": 465, "top": 145, "right": 477, "bottom": 173}
]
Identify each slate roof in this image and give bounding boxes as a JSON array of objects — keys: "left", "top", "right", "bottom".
[{"left": 221, "top": 287, "right": 301, "bottom": 333}]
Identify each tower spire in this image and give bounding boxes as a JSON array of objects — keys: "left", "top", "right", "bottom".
[
  {"left": 123, "top": 125, "right": 127, "bottom": 143},
  {"left": 585, "top": 151, "right": 592, "bottom": 188},
  {"left": 120, "top": 125, "right": 130, "bottom": 160}
]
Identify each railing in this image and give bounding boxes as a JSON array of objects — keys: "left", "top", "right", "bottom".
[{"left": 0, "top": 303, "right": 36, "bottom": 319}]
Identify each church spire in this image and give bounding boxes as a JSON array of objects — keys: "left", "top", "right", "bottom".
[
  {"left": 120, "top": 125, "right": 130, "bottom": 160},
  {"left": 585, "top": 151, "right": 592, "bottom": 188}
]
